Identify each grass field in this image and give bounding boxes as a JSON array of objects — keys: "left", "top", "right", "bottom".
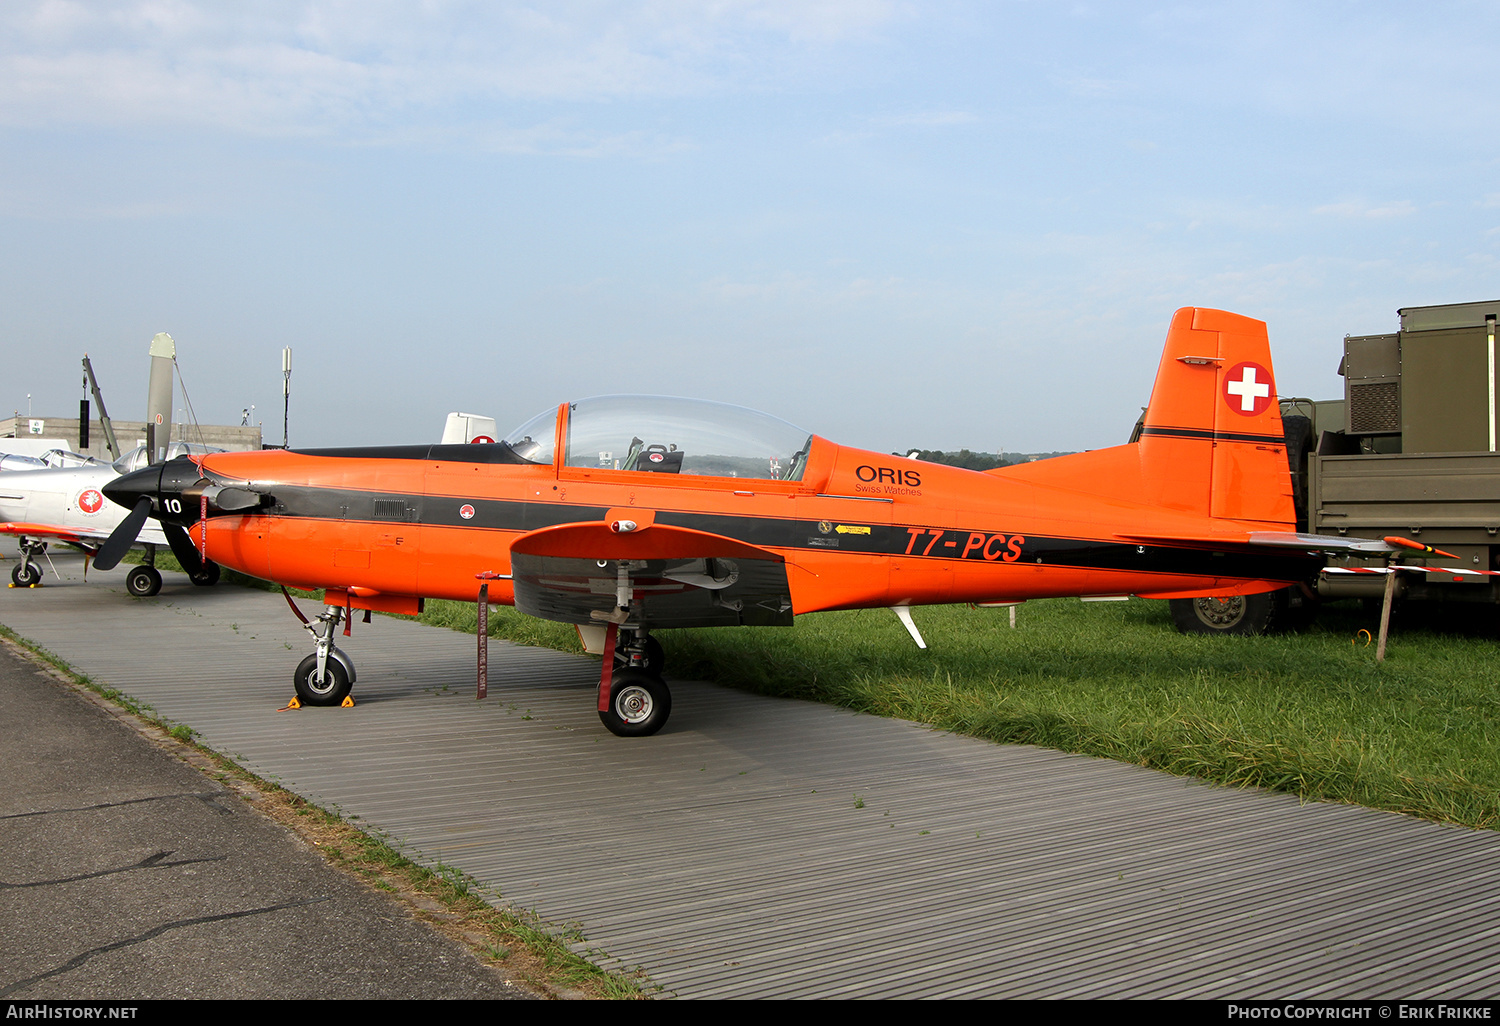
[{"left": 421, "top": 594, "right": 1500, "bottom": 831}]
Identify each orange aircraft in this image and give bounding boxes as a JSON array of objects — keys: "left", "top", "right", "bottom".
[{"left": 97, "top": 307, "right": 1368, "bottom": 736}]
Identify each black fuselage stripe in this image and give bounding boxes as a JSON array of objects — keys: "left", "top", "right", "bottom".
[
  {"left": 1140, "top": 426, "right": 1286, "bottom": 444},
  {"left": 207, "top": 484, "right": 1315, "bottom": 583}
]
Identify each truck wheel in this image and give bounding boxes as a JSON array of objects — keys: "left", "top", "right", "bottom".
[{"left": 1170, "top": 592, "right": 1281, "bottom": 636}]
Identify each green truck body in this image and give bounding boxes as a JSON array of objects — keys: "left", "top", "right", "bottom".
[{"left": 1299, "top": 299, "right": 1500, "bottom": 607}]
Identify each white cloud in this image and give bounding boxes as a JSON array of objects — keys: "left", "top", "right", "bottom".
[{"left": 0, "top": 0, "right": 908, "bottom": 136}]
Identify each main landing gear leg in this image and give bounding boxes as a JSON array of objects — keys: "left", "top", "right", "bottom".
[
  {"left": 613, "top": 627, "right": 666, "bottom": 677},
  {"left": 10, "top": 539, "right": 46, "bottom": 587},
  {"left": 292, "top": 603, "right": 356, "bottom": 707},
  {"left": 594, "top": 569, "right": 672, "bottom": 736}
]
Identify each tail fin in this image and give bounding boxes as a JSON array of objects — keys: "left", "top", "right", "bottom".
[{"left": 1137, "top": 307, "right": 1293, "bottom": 524}]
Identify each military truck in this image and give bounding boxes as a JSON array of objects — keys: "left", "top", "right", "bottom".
[{"left": 1168, "top": 298, "right": 1500, "bottom": 634}]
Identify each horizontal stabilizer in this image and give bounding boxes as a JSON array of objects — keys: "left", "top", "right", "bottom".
[
  {"left": 1118, "top": 531, "right": 1394, "bottom": 555},
  {"left": 1246, "top": 532, "right": 1396, "bottom": 554}
]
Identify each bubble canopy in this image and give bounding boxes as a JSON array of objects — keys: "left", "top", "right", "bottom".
[{"left": 503, "top": 396, "right": 814, "bottom": 482}]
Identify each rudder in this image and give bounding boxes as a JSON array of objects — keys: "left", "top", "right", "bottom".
[{"left": 1138, "top": 307, "right": 1294, "bottom": 526}]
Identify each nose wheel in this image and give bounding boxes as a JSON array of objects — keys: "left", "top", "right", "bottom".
[
  {"left": 126, "top": 565, "right": 162, "bottom": 597},
  {"left": 9, "top": 538, "right": 50, "bottom": 588},
  {"left": 294, "top": 653, "right": 353, "bottom": 706},
  {"left": 288, "top": 602, "right": 357, "bottom": 707}
]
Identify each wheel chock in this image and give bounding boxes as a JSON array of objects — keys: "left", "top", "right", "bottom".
[
  {"left": 280, "top": 696, "right": 302, "bottom": 711},
  {"left": 340, "top": 695, "right": 356, "bottom": 708}
]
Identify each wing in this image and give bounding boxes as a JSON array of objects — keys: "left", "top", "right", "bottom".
[
  {"left": 0, "top": 522, "right": 110, "bottom": 547},
  {"left": 507, "top": 512, "right": 794, "bottom": 630},
  {"left": 0, "top": 521, "right": 168, "bottom": 549}
]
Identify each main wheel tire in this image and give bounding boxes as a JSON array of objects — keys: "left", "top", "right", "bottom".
[
  {"left": 190, "top": 561, "right": 221, "bottom": 587},
  {"left": 126, "top": 565, "right": 162, "bottom": 597},
  {"left": 294, "top": 654, "right": 353, "bottom": 707},
  {"left": 613, "top": 635, "right": 665, "bottom": 676},
  {"left": 599, "top": 669, "right": 671, "bottom": 737},
  {"left": 11, "top": 562, "right": 40, "bottom": 587},
  {"left": 1170, "top": 592, "right": 1281, "bottom": 636}
]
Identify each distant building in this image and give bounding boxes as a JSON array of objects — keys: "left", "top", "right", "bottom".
[{"left": 0, "top": 415, "right": 262, "bottom": 459}]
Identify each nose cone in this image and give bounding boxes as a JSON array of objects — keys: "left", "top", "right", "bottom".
[{"left": 103, "top": 465, "right": 162, "bottom": 512}]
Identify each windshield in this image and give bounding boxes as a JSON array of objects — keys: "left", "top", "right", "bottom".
[
  {"left": 0, "top": 453, "right": 46, "bottom": 471},
  {"left": 40, "top": 450, "right": 104, "bottom": 468},
  {"left": 502, "top": 406, "right": 558, "bottom": 465},
  {"left": 564, "top": 395, "right": 812, "bottom": 481},
  {"left": 112, "top": 442, "right": 225, "bottom": 473}
]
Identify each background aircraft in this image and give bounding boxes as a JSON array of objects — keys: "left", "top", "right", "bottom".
[
  {"left": 2, "top": 333, "right": 225, "bottom": 595},
  {"left": 0, "top": 449, "right": 101, "bottom": 471},
  {"left": 0, "top": 441, "right": 227, "bottom": 593},
  {"left": 99, "top": 307, "right": 1387, "bottom": 736}
]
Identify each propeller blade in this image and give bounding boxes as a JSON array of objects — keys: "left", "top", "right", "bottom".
[
  {"left": 162, "top": 523, "right": 206, "bottom": 577},
  {"left": 94, "top": 496, "right": 153, "bottom": 571},
  {"left": 145, "top": 332, "right": 175, "bottom": 463}
]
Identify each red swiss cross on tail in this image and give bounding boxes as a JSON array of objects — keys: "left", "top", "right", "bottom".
[{"left": 1223, "top": 361, "right": 1273, "bottom": 416}]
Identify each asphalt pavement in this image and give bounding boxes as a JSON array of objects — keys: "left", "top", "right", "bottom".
[{"left": 0, "top": 638, "right": 535, "bottom": 1000}]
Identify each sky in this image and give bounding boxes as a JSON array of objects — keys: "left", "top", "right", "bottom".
[{"left": 2, "top": 1, "right": 1498, "bottom": 455}]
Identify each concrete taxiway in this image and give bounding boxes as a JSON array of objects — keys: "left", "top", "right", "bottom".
[{"left": 5, "top": 552, "right": 1500, "bottom": 999}]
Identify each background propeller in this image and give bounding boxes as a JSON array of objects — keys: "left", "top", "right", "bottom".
[{"left": 93, "top": 496, "right": 153, "bottom": 571}]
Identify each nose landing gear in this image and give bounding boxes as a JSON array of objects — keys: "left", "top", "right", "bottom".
[
  {"left": 288, "top": 599, "right": 357, "bottom": 707},
  {"left": 9, "top": 539, "right": 50, "bottom": 588}
]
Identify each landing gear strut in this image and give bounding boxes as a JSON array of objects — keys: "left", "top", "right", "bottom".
[
  {"left": 595, "top": 587, "right": 672, "bottom": 737},
  {"left": 293, "top": 603, "right": 357, "bottom": 706},
  {"left": 10, "top": 539, "right": 46, "bottom": 587},
  {"left": 613, "top": 628, "right": 665, "bottom": 676}
]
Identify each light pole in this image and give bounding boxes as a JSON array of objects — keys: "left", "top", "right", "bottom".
[{"left": 281, "top": 348, "right": 292, "bottom": 448}]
